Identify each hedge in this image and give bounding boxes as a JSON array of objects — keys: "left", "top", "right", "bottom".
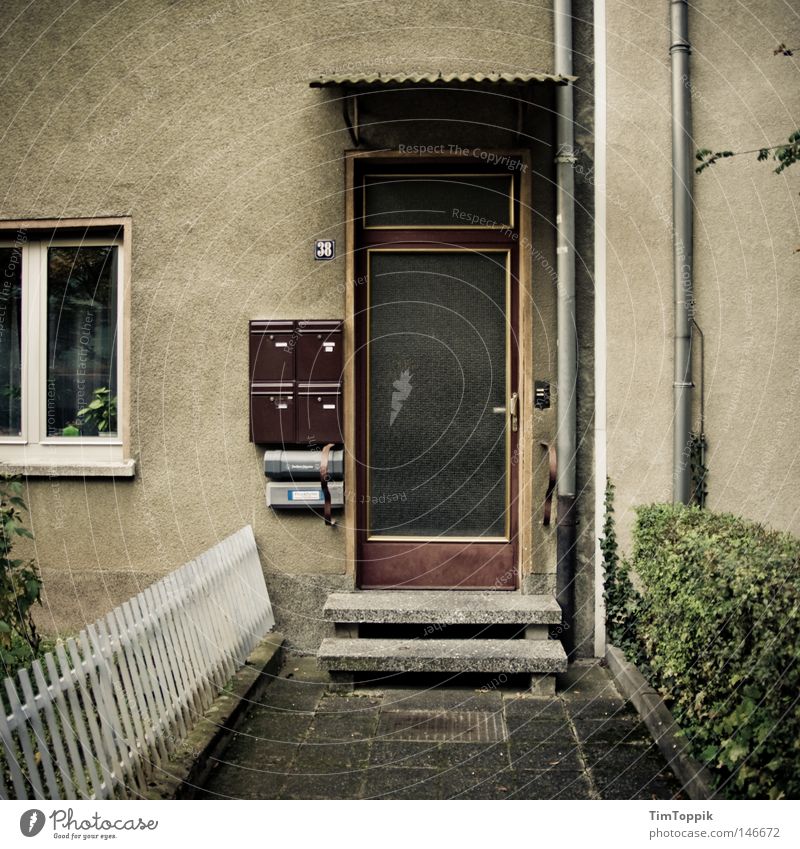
[{"left": 604, "top": 495, "right": 800, "bottom": 800}]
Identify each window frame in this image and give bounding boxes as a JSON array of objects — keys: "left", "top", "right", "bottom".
[{"left": 0, "top": 217, "right": 133, "bottom": 476}]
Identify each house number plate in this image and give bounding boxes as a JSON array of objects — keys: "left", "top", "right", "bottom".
[{"left": 314, "top": 239, "right": 335, "bottom": 260}]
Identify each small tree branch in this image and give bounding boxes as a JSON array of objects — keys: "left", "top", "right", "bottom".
[{"left": 695, "top": 132, "right": 800, "bottom": 174}]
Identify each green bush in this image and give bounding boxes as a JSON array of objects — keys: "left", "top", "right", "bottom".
[
  {"left": 0, "top": 474, "right": 41, "bottom": 678},
  {"left": 606, "top": 500, "right": 800, "bottom": 799},
  {"left": 600, "top": 480, "right": 645, "bottom": 665}
]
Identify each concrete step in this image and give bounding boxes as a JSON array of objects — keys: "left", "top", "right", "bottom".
[
  {"left": 323, "top": 591, "right": 562, "bottom": 626},
  {"left": 318, "top": 637, "right": 568, "bottom": 675}
]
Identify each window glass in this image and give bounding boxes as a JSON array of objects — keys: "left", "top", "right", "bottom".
[
  {"left": 47, "top": 246, "right": 118, "bottom": 437},
  {"left": 368, "top": 250, "right": 508, "bottom": 537},
  {"left": 0, "top": 247, "right": 23, "bottom": 437},
  {"left": 364, "top": 174, "right": 513, "bottom": 228}
]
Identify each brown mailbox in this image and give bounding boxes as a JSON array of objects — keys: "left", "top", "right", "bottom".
[
  {"left": 296, "top": 382, "right": 343, "bottom": 444},
  {"left": 296, "top": 320, "right": 343, "bottom": 382},
  {"left": 250, "top": 381, "right": 295, "bottom": 444},
  {"left": 249, "top": 319, "right": 344, "bottom": 445},
  {"left": 249, "top": 320, "right": 295, "bottom": 382}
]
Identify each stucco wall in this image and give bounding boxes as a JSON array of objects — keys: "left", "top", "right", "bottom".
[
  {"left": 1, "top": 0, "right": 603, "bottom": 654},
  {"left": 605, "top": 1, "right": 800, "bottom": 551}
]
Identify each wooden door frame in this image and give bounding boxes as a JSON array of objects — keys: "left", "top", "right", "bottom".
[{"left": 342, "top": 149, "right": 534, "bottom": 590}]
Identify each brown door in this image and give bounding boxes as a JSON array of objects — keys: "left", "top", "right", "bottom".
[{"left": 355, "top": 163, "right": 521, "bottom": 589}]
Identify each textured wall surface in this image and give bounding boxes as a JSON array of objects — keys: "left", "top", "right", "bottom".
[
  {"left": 605, "top": 1, "right": 800, "bottom": 549},
  {"left": 1, "top": 0, "right": 605, "bottom": 654}
]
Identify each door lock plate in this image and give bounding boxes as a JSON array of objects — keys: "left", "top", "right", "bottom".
[{"left": 509, "top": 392, "right": 519, "bottom": 432}]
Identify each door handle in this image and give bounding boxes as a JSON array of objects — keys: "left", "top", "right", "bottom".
[
  {"left": 493, "top": 393, "right": 519, "bottom": 432},
  {"left": 509, "top": 392, "right": 519, "bottom": 432}
]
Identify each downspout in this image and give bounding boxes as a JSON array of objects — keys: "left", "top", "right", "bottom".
[
  {"left": 670, "top": 0, "right": 694, "bottom": 503},
  {"left": 554, "top": 0, "right": 577, "bottom": 658}
]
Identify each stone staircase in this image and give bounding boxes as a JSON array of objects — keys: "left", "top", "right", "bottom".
[{"left": 317, "top": 591, "right": 567, "bottom": 695}]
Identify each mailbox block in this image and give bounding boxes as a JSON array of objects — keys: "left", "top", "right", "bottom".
[{"left": 249, "top": 319, "right": 344, "bottom": 445}]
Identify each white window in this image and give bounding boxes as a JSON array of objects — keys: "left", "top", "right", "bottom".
[{"left": 0, "top": 219, "right": 132, "bottom": 475}]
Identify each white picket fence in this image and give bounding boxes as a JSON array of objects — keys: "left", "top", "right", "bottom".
[{"left": 0, "top": 525, "right": 274, "bottom": 800}]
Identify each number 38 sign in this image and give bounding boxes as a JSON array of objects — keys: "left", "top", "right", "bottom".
[{"left": 314, "top": 239, "right": 335, "bottom": 260}]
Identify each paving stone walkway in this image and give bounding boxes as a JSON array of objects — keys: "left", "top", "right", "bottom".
[{"left": 197, "top": 657, "right": 684, "bottom": 800}]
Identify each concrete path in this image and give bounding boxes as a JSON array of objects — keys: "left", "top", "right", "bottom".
[{"left": 197, "top": 657, "right": 684, "bottom": 800}]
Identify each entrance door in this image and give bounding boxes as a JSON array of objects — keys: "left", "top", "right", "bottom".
[{"left": 355, "top": 165, "right": 521, "bottom": 589}]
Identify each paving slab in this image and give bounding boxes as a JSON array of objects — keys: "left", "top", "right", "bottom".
[
  {"left": 363, "top": 767, "right": 445, "bottom": 799},
  {"left": 281, "top": 770, "right": 366, "bottom": 799},
  {"left": 508, "top": 742, "right": 583, "bottom": 772},
  {"left": 558, "top": 663, "right": 623, "bottom": 698},
  {"left": 310, "top": 710, "right": 380, "bottom": 741},
  {"left": 564, "top": 695, "right": 639, "bottom": 720},
  {"left": 503, "top": 693, "right": 569, "bottom": 721},
  {"left": 572, "top": 716, "right": 654, "bottom": 745},
  {"left": 581, "top": 740, "right": 663, "bottom": 769},
  {"left": 587, "top": 744, "right": 685, "bottom": 800},
  {"left": 381, "top": 686, "right": 504, "bottom": 712},
  {"left": 196, "top": 655, "right": 685, "bottom": 800},
  {"left": 212, "top": 737, "right": 299, "bottom": 770},
  {"left": 505, "top": 717, "right": 574, "bottom": 743},
  {"left": 366, "top": 766, "right": 507, "bottom": 800},
  {"left": 461, "top": 769, "right": 594, "bottom": 800},
  {"left": 369, "top": 739, "right": 511, "bottom": 771},
  {"left": 277, "top": 654, "right": 333, "bottom": 683},
  {"left": 293, "top": 740, "right": 373, "bottom": 771},
  {"left": 316, "top": 693, "right": 384, "bottom": 714},
  {"left": 235, "top": 711, "right": 315, "bottom": 744},
  {"left": 257, "top": 680, "right": 326, "bottom": 713},
  {"left": 199, "top": 769, "right": 289, "bottom": 800}
]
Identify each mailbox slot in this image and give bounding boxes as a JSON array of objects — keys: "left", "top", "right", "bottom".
[
  {"left": 296, "top": 382, "right": 343, "bottom": 444},
  {"left": 266, "top": 481, "right": 344, "bottom": 509},
  {"left": 264, "top": 448, "right": 344, "bottom": 481},
  {"left": 250, "top": 382, "right": 295, "bottom": 444},
  {"left": 249, "top": 320, "right": 295, "bottom": 381},
  {"left": 296, "top": 320, "right": 343, "bottom": 382}
]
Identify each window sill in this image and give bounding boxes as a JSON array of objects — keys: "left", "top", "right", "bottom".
[{"left": 0, "top": 459, "right": 136, "bottom": 478}]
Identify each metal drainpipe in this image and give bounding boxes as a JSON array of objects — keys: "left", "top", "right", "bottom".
[
  {"left": 670, "top": 0, "right": 694, "bottom": 503},
  {"left": 554, "top": 0, "right": 577, "bottom": 658}
]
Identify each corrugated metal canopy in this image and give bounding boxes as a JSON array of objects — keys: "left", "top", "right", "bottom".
[{"left": 310, "top": 71, "right": 575, "bottom": 87}]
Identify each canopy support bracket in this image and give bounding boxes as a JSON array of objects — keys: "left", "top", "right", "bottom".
[{"left": 342, "top": 92, "right": 360, "bottom": 146}]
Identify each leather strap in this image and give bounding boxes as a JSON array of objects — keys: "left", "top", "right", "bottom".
[
  {"left": 540, "top": 441, "right": 557, "bottom": 526},
  {"left": 320, "top": 443, "right": 336, "bottom": 527}
]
